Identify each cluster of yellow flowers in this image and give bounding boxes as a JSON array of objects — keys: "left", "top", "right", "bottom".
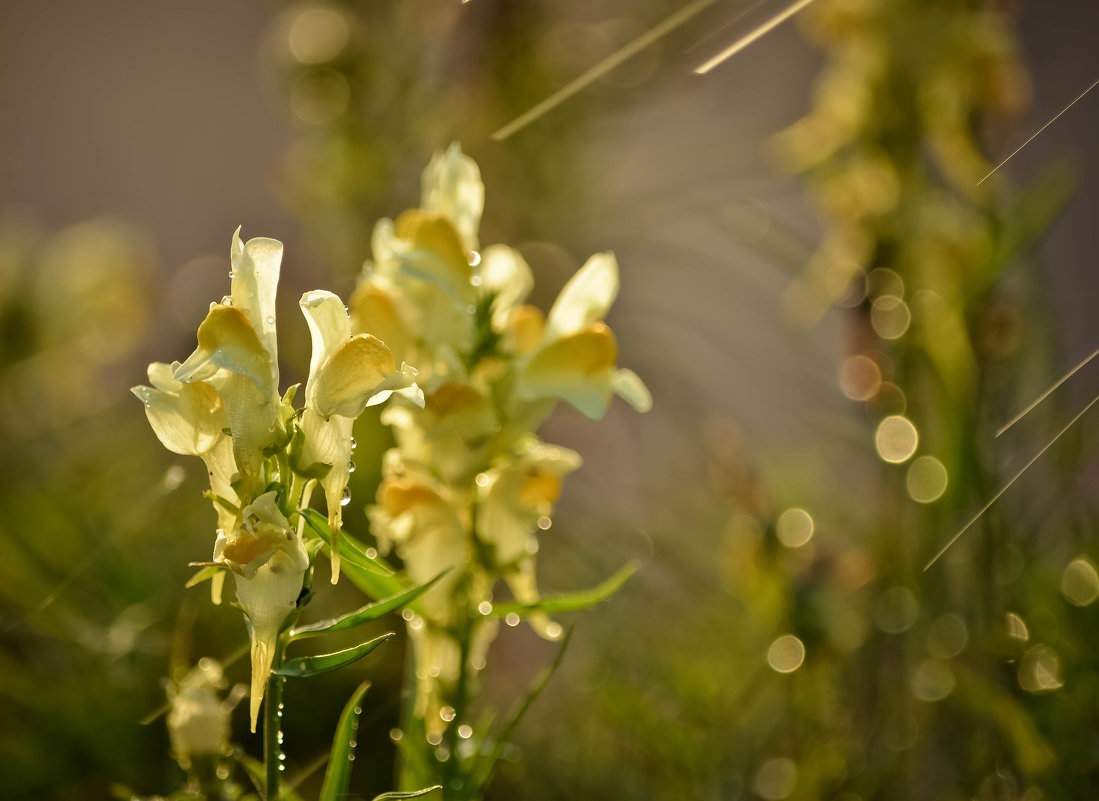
[
  {"left": 132, "top": 144, "right": 648, "bottom": 752},
  {"left": 133, "top": 231, "right": 421, "bottom": 731},
  {"left": 349, "top": 144, "right": 650, "bottom": 738}
]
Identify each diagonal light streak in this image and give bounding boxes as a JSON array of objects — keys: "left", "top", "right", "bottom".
[
  {"left": 977, "top": 77, "right": 1099, "bottom": 186},
  {"left": 924, "top": 392, "right": 1099, "bottom": 571},
  {"left": 996, "top": 343, "right": 1099, "bottom": 437},
  {"left": 490, "top": 0, "right": 719, "bottom": 141},
  {"left": 694, "top": 0, "right": 818, "bottom": 74}
]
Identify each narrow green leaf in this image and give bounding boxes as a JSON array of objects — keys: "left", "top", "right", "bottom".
[
  {"left": 490, "top": 561, "right": 639, "bottom": 617},
  {"left": 275, "top": 633, "right": 395, "bottom": 678},
  {"left": 184, "top": 563, "right": 227, "bottom": 589},
  {"left": 291, "top": 572, "right": 448, "bottom": 641},
  {"left": 467, "top": 628, "right": 573, "bottom": 795},
  {"left": 371, "top": 788, "right": 442, "bottom": 800},
  {"left": 299, "top": 508, "right": 395, "bottom": 576},
  {"left": 319, "top": 681, "right": 371, "bottom": 801}
]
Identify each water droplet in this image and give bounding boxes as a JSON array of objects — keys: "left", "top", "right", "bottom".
[
  {"left": 353, "top": 706, "right": 362, "bottom": 715},
  {"left": 537, "top": 516, "right": 552, "bottom": 531},
  {"left": 440, "top": 706, "right": 456, "bottom": 722},
  {"left": 470, "top": 275, "right": 482, "bottom": 287},
  {"left": 278, "top": 753, "right": 286, "bottom": 761},
  {"left": 458, "top": 724, "right": 473, "bottom": 739},
  {"left": 469, "top": 251, "right": 481, "bottom": 267},
  {"left": 344, "top": 305, "right": 350, "bottom": 317},
  {"left": 349, "top": 739, "right": 357, "bottom": 748},
  {"left": 221, "top": 295, "right": 233, "bottom": 306},
  {"left": 350, "top": 437, "right": 357, "bottom": 451},
  {"left": 347, "top": 460, "right": 356, "bottom": 474},
  {"left": 277, "top": 732, "right": 284, "bottom": 743},
  {"left": 348, "top": 753, "right": 355, "bottom": 762},
  {"left": 366, "top": 547, "right": 377, "bottom": 559},
  {"left": 505, "top": 612, "right": 521, "bottom": 627},
  {"left": 401, "top": 608, "right": 416, "bottom": 622},
  {"left": 390, "top": 728, "right": 404, "bottom": 742},
  {"left": 228, "top": 271, "right": 235, "bottom": 278},
  {"left": 216, "top": 764, "right": 230, "bottom": 780},
  {"left": 475, "top": 472, "right": 490, "bottom": 488},
  {"left": 279, "top": 764, "right": 286, "bottom": 772},
  {"left": 340, "top": 487, "right": 352, "bottom": 506},
  {"left": 478, "top": 601, "right": 493, "bottom": 615},
  {"left": 265, "top": 315, "right": 275, "bottom": 325}
]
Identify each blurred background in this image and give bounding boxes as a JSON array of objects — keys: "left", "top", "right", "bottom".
[{"left": 2, "top": 1, "right": 1099, "bottom": 799}]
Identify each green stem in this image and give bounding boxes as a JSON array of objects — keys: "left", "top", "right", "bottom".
[
  {"left": 443, "top": 610, "right": 475, "bottom": 799},
  {"left": 264, "top": 635, "right": 286, "bottom": 801}
]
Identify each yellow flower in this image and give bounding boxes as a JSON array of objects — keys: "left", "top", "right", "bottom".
[
  {"left": 213, "top": 491, "right": 308, "bottom": 732},
  {"left": 173, "top": 229, "right": 285, "bottom": 499},
  {"left": 514, "top": 252, "right": 652, "bottom": 419},
  {"left": 298, "top": 289, "right": 422, "bottom": 582}
]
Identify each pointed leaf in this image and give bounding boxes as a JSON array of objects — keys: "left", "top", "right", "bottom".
[
  {"left": 299, "top": 508, "right": 396, "bottom": 576},
  {"left": 319, "top": 681, "right": 371, "bottom": 801},
  {"left": 490, "top": 561, "right": 639, "bottom": 617},
  {"left": 275, "top": 633, "right": 395, "bottom": 678},
  {"left": 291, "top": 572, "right": 449, "bottom": 641}
]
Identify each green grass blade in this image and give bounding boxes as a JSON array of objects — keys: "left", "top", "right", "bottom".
[
  {"left": 467, "top": 628, "right": 573, "bottom": 795},
  {"left": 319, "top": 681, "right": 371, "bottom": 801},
  {"left": 275, "top": 633, "right": 395, "bottom": 678},
  {"left": 371, "top": 788, "right": 443, "bottom": 800},
  {"left": 489, "top": 561, "right": 639, "bottom": 617},
  {"left": 291, "top": 571, "right": 448, "bottom": 641}
]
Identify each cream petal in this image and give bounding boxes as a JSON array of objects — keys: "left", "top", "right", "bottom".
[
  {"left": 299, "top": 289, "right": 350, "bottom": 401},
  {"left": 544, "top": 252, "right": 619, "bottom": 340},
  {"left": 229, "top": 229, "right": 282, "bottom": 380},
  {"left": 312, "top": 334, "right": 409, "bottom": 419},
  {"left": 518, "top": 325, "right": 618, "bottom": 419},
  {"left": 421, "top": 142, "right": 484, "bottom": 251},
  {"left": 174, "top": 305, "right": 273, "bottom": 392}
]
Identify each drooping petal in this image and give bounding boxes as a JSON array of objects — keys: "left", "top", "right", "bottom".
[
  {"left": 132, "top": 362, "right": 226, "bottom": 457},
  {"left": 312, "top": 334, "right": 418, "bottom": 419},
  {"left": 421, "top": 142, "right": 484, "bottom": 252},
  {"left": 611, "top": 368, "right": 653, "bottom": 413},
  {"left": 544, "top": 252, "right": 619, "bottom": 341}
]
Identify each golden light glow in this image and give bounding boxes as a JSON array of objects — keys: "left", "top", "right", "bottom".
[
  {"left": 767, "top": 635, "right": 806, "bottom": 673},
  {"left": 870, "top": 295, "right": 911, "bottom": 339},
  {"left": 1005, "top": 612, "right": 1029, "bottom": 641},
  {"left": 1019, "top": 645, "right": 1063, "bottom": 693},
  {"left": 288, "top": 7, "right": 350, "bottom": 64},
  {"left": 906, "top": 456, "right": 948, "bottom": 503},
  {"left": 776, "top": 508, "right": 814, "bottom": 548},
  {"left": 838, "top": 355, "right": 881, "bottom": 401},
  {"left": 875, "top": 415, "right": 918, "bottom": 463},
  {"left": 1061, "top": 558, "right": 1099, "bottom": 607}
]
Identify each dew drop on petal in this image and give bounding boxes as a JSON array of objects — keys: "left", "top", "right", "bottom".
[
  {"left": 265, "top": 316, "right": 275, "bottom": 325},
  {"left": 347, "top": 460, "right": 356, "bottom": 474},
  {"left": 340, "top": 488, "right": 352, "bottom": 506}
]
